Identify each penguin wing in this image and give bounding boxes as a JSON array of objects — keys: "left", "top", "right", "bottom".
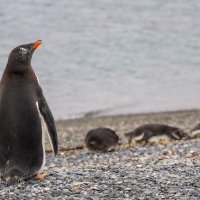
[{"left": 38, "top": 89, "right": 58, "bottom": 155}]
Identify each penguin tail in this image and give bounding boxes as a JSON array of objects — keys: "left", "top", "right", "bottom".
[
  {"left": 124, "top": 131, "right": 139, "bottom": 143},
  {"left": 4, "top": 168, "right": 26, "bottom": 186},
  {"left": 6, "top": 175, "right": 21, "bottom": 187}
]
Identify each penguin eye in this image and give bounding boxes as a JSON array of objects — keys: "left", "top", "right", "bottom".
[
  {"left": 20, "top": 47, "right": 26, "bottom": 51},
  {"left": 19, "top": 47, "right": 28, "bottom": 54},
  {"left": 15, "top": 47, "right": 30, "bottom": 63}
]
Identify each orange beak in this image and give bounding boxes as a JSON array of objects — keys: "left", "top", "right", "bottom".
[{"left": 33, "top": 40, "right": 42, "bottom": 49}]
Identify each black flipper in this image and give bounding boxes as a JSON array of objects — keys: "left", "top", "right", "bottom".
[{"left": 37, "top": 87, "right": 58, "bottom": 155}]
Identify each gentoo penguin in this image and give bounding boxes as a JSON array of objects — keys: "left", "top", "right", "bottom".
[
  {"left": 125, "top": 124, "right": 187, "bottom": 143},
  {"left": 85, "top": 128, "right": 119, "bottom": 152},
  {"left": 189, "top": 123, "right": 200, "bottom": 138},
  {"left": 0, "top": 40, "right": 58, "bottom": 186}
]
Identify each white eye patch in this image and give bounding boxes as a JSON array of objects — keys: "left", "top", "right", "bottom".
[
  {"left": 20, "top": 47, "right": 27, "bottom": 52},
  {"left": 19, "top": 47, "right": 29, "bottom": 56}
]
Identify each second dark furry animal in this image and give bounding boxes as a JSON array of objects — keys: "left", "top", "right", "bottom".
[
  {"left": 125, "top": 124, "right": 187, "bottom": 143},
  {"left": 189, "top": 123, "right": 200, "bottom": 138},
  {"left": 85, "top": 128, "right": 119, "bottom": 152}
]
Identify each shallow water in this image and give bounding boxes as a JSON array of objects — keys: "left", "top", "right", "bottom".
[{"left": 0, "top": 0, "right": 200, "bottom": 119}]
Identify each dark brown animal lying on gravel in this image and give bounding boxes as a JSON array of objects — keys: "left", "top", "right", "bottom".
[
  {"left": 189, "top": 123, "right": 200, "bottom": 138},
  {"left": 85, "top": 128, "right": 119, "bottom": 152},
  {"left": 125, "top": 124, "right": 187, "bottom": 143}
]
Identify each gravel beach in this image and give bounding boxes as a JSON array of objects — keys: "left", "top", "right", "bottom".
[{"left": 0, "top": 109, "right": 200, "bottom": 199}]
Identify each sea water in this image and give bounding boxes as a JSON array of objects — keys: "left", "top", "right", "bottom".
[{"left": 0, "top": 0, "right": 200, "bottom": 119}]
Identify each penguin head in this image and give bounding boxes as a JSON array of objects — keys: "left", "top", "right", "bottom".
[
  {"left": 171, "top": 128, "right": 187, "bottom": 139},
  {"left": 6, "top": 40, "right": 42, "bottom": 72}
]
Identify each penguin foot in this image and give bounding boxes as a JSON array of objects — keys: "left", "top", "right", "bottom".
[
  {"left": 127, "top": 142, "right": 132, "bottom": 148},
  {"left": 34, "top": 172, "right": 48, "bottom": 180},
  {"left": 121, "top": 143, "right": 132, "bottom": 149}
]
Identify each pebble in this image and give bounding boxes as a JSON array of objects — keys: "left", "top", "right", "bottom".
[
  {"left": 3, "top": 139, "right": 197, "bottom": 199},
  {"left": 1, "top": 110, "right": 200, "bottom": 199}
]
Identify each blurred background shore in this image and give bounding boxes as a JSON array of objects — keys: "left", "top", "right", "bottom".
[{"left": 51, "top": 109, "right": 200, "bottom": 150}]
